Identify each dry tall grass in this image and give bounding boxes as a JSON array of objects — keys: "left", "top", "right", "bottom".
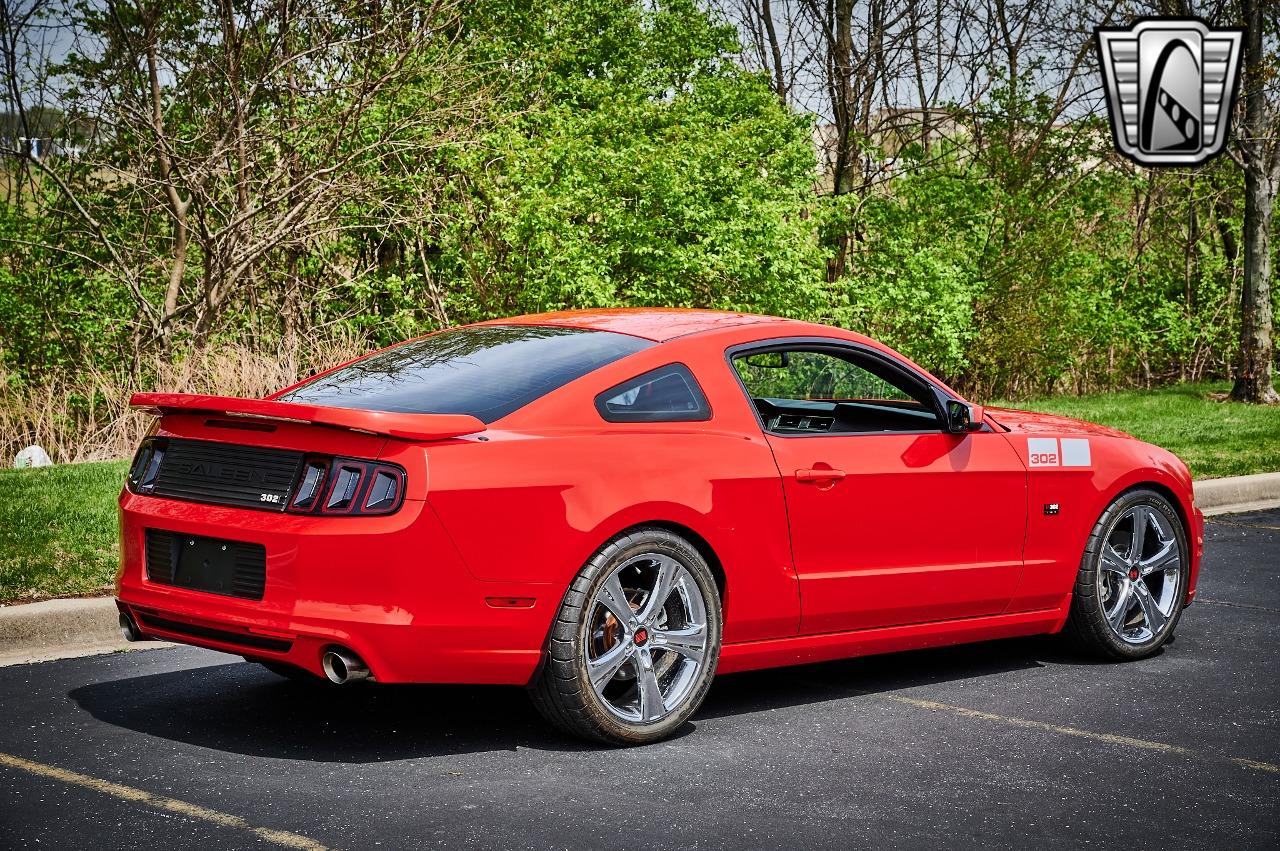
[{"left": 1, "top": 331, "right": 371, "bottom": 464}]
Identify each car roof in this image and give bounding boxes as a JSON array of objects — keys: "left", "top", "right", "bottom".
[
  {"left": 476, "top": 308, "right": 805, "bottom": 342},
  {"left": 469, "top": 308, "right": 965, "bottom": 409}
]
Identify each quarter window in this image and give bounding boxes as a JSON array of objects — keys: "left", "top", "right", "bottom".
[{"left": 596, "top": 364, "right": 710, "bottom": 423}]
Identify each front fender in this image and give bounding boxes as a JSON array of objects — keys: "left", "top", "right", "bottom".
[{"left": 1005, "top": 433, "right": 1200, "bottom": 614}]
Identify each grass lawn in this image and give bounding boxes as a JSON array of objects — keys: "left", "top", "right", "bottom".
[
  {"left": 0, "top": 460, "right": 127, "bottom": 604},
  {"left": 0, "top": 382, "right": 1275, "bottom": 603},
  {"left": 1001, "top": 381, "right": 1280, "bottom": 480}
]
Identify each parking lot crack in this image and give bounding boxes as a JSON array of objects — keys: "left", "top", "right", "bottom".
[
  {"left": 1206, "top": 517, "right": 1280, "bottom": 532},
  {"left": 1193, "top": 598, "right": 1280, "bottom": 614}
]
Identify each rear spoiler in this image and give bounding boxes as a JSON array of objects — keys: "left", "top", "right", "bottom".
[{"left": 129, "top": 393, "right": 486, "bottom": 442}]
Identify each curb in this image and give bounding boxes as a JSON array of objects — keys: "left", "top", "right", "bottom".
[
  {"left": 1194, "top": 472, "right": 1280, "bottom": 516},
  {"left": 0, "top": 597, "right": 169, "bottom": 667},
  {"left": 1, "top": 473, "right": 1277, "bottom": 666}
]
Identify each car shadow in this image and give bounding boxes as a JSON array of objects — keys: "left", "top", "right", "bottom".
[
  {"left": 69, "top": 634, "right": 1094, "bottom": 763},
  {"left": 700, "top": 633, "right": 1097, "bottom": 719},
  {"left": 70, "top": 662, "right": 578, "bottom": 762}
]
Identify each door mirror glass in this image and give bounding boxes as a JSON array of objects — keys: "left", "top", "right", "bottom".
[{"left": 945, "top": 400, "right": 984, "bottom": 433}]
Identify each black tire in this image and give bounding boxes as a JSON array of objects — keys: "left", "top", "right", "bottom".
[
  {"left": 529, "top": 527, "right": 723, "bottom": 745},
  {"left": 1065, "top": 488, "right": 1190, "bottom": 660}
]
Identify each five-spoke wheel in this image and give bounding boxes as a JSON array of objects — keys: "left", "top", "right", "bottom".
[
  {"left": 1097, "top": 504, "right": 1182, "bottom": 643},
  {"left": 530, "top": 528, "right": 722, "bottom": 744},
  {"left": 1067, "top": 489, "right": 1189, "bottom": 659},
  {"left": 585, "top": 553, "right": 710, "bottom": 724}
]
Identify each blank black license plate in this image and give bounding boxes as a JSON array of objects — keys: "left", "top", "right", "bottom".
[{"left": 145, "top": 530, "right": 266, "bottom": 600}]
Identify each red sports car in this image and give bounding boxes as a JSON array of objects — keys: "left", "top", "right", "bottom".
[{"left": 116, "top": 309, "right": 1202, "bottom": 744}]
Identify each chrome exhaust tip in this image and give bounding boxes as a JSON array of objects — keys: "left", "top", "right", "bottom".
[
  {"left": 321, "top": 648, "right": 370, "bottom": 684},
  {"left": 119, "top": 612, "right": 141, "bottom": 642}
]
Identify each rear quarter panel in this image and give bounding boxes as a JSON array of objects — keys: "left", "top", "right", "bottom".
[{"left": 422, "top": 337, "right": 801, "bottom": 644}]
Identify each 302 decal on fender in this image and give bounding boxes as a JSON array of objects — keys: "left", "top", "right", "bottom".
[{"left": 1027, "top": 437, "right": 1092, "bottom": 468}]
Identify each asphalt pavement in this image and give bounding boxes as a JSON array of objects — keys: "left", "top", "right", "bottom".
[{"left": 2, "top": 508, "right": 1277, "bottom": 850}]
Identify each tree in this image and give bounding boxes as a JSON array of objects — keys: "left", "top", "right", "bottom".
[
  {"left": 1229, "top": 0, "right": 1279, "bottom": 403},
  {"left": 0, "top": 0, "right": 1267, "bottom": 404},
  {"left": 435, "top": 0, "right": 827, "bottom": 321},
  {"left": 2, "top": 0, "right": 482, "bottom": 354}
]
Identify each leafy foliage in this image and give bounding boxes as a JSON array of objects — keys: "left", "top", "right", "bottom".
[
  {"left": 0, "top": 0, "right": 1269, "bottom": 415},
  {"left": 408, "top": 0, "right": 826, "bottom": 325}
]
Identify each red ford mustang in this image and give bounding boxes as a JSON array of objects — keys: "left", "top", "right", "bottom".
[{"left": 116, "top": 309, "right": 1203, "bottom": 744}]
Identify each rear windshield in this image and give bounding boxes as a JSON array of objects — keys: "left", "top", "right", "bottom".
[{"left": 277, "top": 325, "right": 653, "bottom": 423}]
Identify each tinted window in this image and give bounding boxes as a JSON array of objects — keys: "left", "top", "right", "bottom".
[
  {"left": 596, "top": 364, "right": 710, "bottom": 423},
  {"left": 279, "top": 326, "right": 653, "bottom": 423},
  {"left": 734, "top": 350, "right": 912, "bottom": 402},
  {"left": 732, "top": 347, "right": 941, "bottom": 434}
]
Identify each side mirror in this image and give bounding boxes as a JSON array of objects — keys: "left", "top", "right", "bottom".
[{"left": 945, "top": 400, "right": 984, "bottom": 433}]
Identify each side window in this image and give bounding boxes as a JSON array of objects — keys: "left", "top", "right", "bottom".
[
  {"left": 734, "top": 351, "right": 911, "bottom": 402},
  {"left": 596, "top": 364, "right": 711, "bottom": 423},
  {"left": 732, "top": 347, "right": 941, "bottom": 434}
]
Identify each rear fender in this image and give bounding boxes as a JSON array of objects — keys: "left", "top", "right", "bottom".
[{"left": 423, "top": 431, "right": 800, "bottom": 643}]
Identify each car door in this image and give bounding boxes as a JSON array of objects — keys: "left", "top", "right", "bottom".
[{"left": 730, "top": 341, "right": 1028, "bottom": 634}]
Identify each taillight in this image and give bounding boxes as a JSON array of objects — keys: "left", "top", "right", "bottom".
[
  {"left": 291, "top": 460, "right": 328, "bottom": 510},
  {"left": 364, "top": 468, "right": 401, "bottom": 512},
  {"left": 324, "top": 464, "right": 365, "bottom": 512},
  {"left": 287, "top": 457, "right": 405, "bottom": 516},
  {"left": 124, "top": 432, "right": 405, "bottom": 516},
  {"left": 126, "top": 436, "right": 167, "bottom": 494}
]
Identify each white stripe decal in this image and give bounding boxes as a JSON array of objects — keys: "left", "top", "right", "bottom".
[{"left": 1061, "top": 438, "right": 1092, "bottom": 467}]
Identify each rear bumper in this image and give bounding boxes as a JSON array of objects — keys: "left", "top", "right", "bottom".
[{"left": 116, "top": 490, "right": 554, "bottom": 684}]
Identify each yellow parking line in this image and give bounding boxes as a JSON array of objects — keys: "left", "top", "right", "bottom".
[
  {"left": 1231, "top": 757, "right": 1280, "bottom": 774},
  {"left": 882, "top": 695, "right": 1280, "bottom": 774},
  {"left": 0, "top": 751, "right": 329, "bottom": 849}
]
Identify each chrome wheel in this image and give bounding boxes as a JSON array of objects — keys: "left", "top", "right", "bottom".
[
  {"left": 585, "top": 553, "right": 709, "bottom": 724},
  {"left": 1098, "top": 504, "right": 1182, "bottom": 645}
]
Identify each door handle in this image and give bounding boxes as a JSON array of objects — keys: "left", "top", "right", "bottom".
[{"left": 795, "top": 467, "right": 846, "bottom": 483}]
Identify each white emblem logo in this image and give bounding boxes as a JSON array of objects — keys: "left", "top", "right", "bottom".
[{"left": 1096, "top": 18, "right": 1243, "bottom": 166}]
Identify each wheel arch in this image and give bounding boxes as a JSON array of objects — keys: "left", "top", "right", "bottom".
[
  {"left": 557, "top": 497, "right": 802, "bottom": 645},
  {"left": 534, "top": 518, "right": 730, "bottom": 663},
  {"left": 1091, "top": 455, "right": 1196, "bottom": 538},
  {"left": 1097, "top": 473, "right": 1201, "bottom": 604},
  {"left": 1115, "top": 479, "right": 1192, "bottom": 538},
  {"left": 624, "top": 519, "right": 727, "bottom": 603}
]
